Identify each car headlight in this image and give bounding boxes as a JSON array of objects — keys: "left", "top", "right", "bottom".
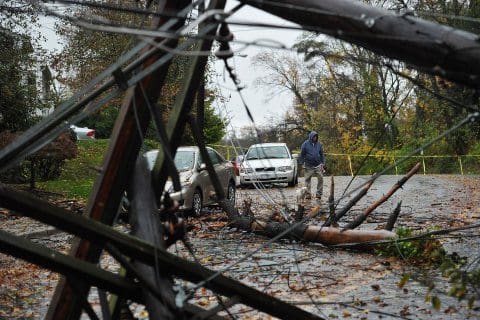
[
  {"left": 240, "top": 167, "right": 254, "bottom": 174},
  {"left": 277, "top": 166, "right": 293, "bottom": 172},
  {"left": 183, "top": 172, "right": 193, "bottom": 184},
  {"left": 167, "top": 172, "right": 193, "bottom": 193}
]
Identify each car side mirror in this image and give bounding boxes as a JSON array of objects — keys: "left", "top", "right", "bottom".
[{"left": 198, "top": 163, "right": 207, "bottom": 171}]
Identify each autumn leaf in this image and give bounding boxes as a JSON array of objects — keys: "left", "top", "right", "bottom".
[
  {"left": 398, "top": 274, "right": 410, "bottom": 288},
  {"left": 432, "top": 296, "right": 441, "bottom": 310},
  {"left": 198, "top": 298, "right": 211, "bottom": 307},
  {"left": 209, "top": 222, "right": 227, "bottom": 228}
]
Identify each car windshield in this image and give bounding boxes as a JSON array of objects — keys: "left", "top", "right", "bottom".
[
  {"left": 145, "top": 150, "right": 196, "bottom": 172},
  {"left": 175, "top": 150, "right": 196, "bottom": 171},
  {"left": 145, "top": 152, "right": 158, "bottom": 171},
  {"left": 246, "top": 146, "right": 289, "bottom": 160}
]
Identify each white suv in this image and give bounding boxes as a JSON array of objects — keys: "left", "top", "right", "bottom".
[{"left": 240, "top": 143, "right": 298, "bottom": 187}]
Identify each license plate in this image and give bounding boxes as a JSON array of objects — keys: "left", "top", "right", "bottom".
[{"left": 260, "top": 174, "right": 269, "bottom": 179}]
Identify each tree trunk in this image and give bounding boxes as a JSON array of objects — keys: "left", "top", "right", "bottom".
[{"left": 230, "top": 216, "right": 396, "bottom": 247}]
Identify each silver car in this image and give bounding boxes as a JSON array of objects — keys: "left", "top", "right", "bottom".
[
  {"left": 239, "top": 143, "right": 298, "bottom": 187},
  {"left": 145, "top": 146, "right": 236, "bottom": 216}
]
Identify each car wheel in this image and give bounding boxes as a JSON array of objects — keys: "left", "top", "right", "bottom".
[
  {"left": 226, "top": 181, "right": 236, "bottom": 206},
  {"left": 192, "top": 190, "right": 203, "bottom": 216}
]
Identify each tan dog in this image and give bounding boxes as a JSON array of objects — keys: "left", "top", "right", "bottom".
[{"left": 296, "top": 186, "right": 309, "bottom": 204}]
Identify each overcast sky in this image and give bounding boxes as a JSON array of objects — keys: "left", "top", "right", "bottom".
[
  {"left": 38, "top": 1, "right": 305, "bottom": 131},
  {"left": 212, "top": 2, "right": 304, "bottom": 131}
]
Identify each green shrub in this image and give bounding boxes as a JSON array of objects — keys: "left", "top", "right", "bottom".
[
  {"left": 377, "top": 227, "right": 480, "bottom": 309},
  {"left": 376, "top": 227, "right": 446, "bottom": 263},
  {"left": 38, "top": 139, "right": 108, "bottom": 199},
  {"left": 0, "top": 130, "right": 78, "bottom": 183},
  {"left": 463, "top": 142, "right": 480, "bottom": 174}
]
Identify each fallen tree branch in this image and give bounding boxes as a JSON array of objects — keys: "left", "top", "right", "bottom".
[
  {"left": 303, "top": 226, "right": 396, "bottom": 246},
  {"left": 324, "top": 180, "right": 374, "bottom": 227},
  {"left": 343, "top": 162, "right": 421, "bottom": 230},
  {"left": 385, "top": 201, "right": 402, "bottom": 231},
  {"left": 305, "top": 203, "right": 323, "bottom": 219},
  {"left": 333, "top": 222, "right": 480, "bottom": 248},
  {"left": 229, "top": 216, "right": 396, "bottom": 246},
  {"left": 328, "top": 176, "right": 335, "bottom": 221}
]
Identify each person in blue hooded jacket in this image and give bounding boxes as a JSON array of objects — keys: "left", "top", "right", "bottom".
[{"left": 298, "top": 131, "right": 325, "bottom": 199}]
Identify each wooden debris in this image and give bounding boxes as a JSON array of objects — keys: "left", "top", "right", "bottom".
[
  {"left": 328, "top": 176, "right": 335, "bottom": 220},
  {"left": 324, "top": 180, "right": 374, "bottom": 227},
  {"left": 230, "top": 216, "right": 396, "bottom": 246},
  {"left": 343, "top": 162, "right": 421, "bottom": 230},
  {"left": 385, "top": 201, "right": 402, "bottom": 231},
  {"left": 303, "top": 226, "right": 396, "bottom": 246},
  {"left": 295, "top": 205, "right": 305, "bottom": 222}
]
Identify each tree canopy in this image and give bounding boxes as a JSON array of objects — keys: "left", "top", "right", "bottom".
[
  {"left": 251, "top": 0, "right": 480, "bottom": 174},
  {"left": 0, "top": 2, "right": 49, "bottom": 133},
  {"left": 54, "top": 0, "right": 227, "bottom": 143}
]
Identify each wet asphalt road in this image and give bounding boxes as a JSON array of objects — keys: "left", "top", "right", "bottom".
[
  {"left": 194, "top": 175, "right": 480, "bottom": 319},
  {"left": 1, "top": 175, "right": 479, "bottom": 319}
]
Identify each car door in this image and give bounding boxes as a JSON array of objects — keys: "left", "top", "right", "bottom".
[
  {"left": 194, "top": 152, "right": 211, "bottom": 205},
  {"left": 213, "top": 149, "right": 230, "bottom": 188},
  {"left": 207, "top": 148, "right": 228, "bottom": 201}
]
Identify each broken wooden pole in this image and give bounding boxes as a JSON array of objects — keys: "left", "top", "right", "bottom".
[
  {"left": 231, "top": 216, "right": 396, "bottom": 246},
  {"left": 343, "top": 162, "right": 421, "bottom": 230},
  {"left": 295, "top": 205, "right": 305, "bottom": 222},
  {"left": 385, "top": 201, "right": 402, "bottom": 231},
  {"left": 302, "top": 226, "right": 396, "bottom": 245},
  {"left": 328, "top": 176, "right": 335, "bottom": 220},
  {"left": 324, "top": 180, "right": 373, "bottom": 227},
  {"left": 129, "top": 157, "right": 179, "bottom": 319},
  {"left": 47, "top": 2, "right": 191, "bottom": 317}
]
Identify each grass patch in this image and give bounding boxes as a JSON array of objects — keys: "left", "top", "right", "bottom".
[
  {"left": 38, "top": 178, "right": 95, "bottom": 200},
  {"left": 37, "top": 139, "right": 161, "bottom": 200},
  {"left": 58, "top": 139, "right": 109, "bottom": 181},
  {"left": 38, "top": 139, "right": 109, "bottom": 199}
]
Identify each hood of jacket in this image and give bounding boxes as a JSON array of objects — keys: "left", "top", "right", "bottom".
[{"left": 308, "top": 131, "right": 318, "bottom": 143}]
